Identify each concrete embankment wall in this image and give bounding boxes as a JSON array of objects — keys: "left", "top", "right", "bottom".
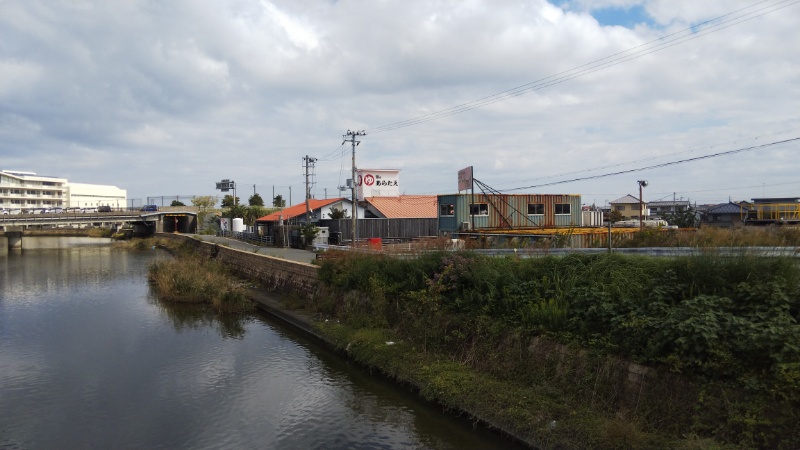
[{"left": 158, "top": 233, "right": 320, "bottom": 293}]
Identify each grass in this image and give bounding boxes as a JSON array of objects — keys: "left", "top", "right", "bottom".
[
  {"left": 147, "top": 252, "right": 254, "bottom": 313},
  {"left": 617, "top": 225, "right": 800, "bottom": 248},
  {"left": 310, "top": 249, "right": 800, "bottom": 449}
]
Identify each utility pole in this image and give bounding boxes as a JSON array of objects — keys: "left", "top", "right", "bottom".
[
  {"left": 343, "top": 130, "right": 365, "bottom": 247},
  {"left": 303, "top": 156, "right": 317, "bottom": 224}
]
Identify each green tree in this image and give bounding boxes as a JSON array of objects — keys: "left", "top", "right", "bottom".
[
  {"left": 328, "top": 207, "right": 348, "bottom": 219},
  {"left": 273, "top": 195, "right": 286, "bottom": 208},
  {"left": 221, "top": 195, "right": 240, "bottom": 208},
  {"left": 170, "top": 200, "right": 186, "bottom": 207},
  {"left": 609, "top": 210, "right": 624, "bottom": 223},
  {"left": 665, "top": 207, "right": 699, "bottom": 228},
  {"left": 191, "top": 195, "right": 218, "bottom": 233},
  {"left": 191, "top": 195, "right": 216, "bottom": 210},
  {"left": 300, "top": 223, "right": 319, "bottom": 249},
  {"left": 243, "top": 206, "right": 267, "bottom": 226},
  {"left": 249, "top": 193, "right": 265, "bottom": 207}
]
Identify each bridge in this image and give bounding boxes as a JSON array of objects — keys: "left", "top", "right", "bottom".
[{"left": 0, "top": 209, "right": 198, "bottom": 235}]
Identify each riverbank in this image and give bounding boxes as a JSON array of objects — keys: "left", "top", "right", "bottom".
[{"left": 154, "top": 234, "right": 799, "bottom": 449}]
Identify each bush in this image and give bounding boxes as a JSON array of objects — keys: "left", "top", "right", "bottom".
[{"left": 148, "top": 255, "right": 254, "bottom": 313}]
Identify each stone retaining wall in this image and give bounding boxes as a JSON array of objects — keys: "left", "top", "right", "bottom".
[{"left": 158, "top": 234, "right": 319, "bottom": 293}]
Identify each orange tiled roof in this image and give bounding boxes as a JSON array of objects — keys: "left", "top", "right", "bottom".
[
  {"left": 365, "top": 195, "right": 438, "bottom": 218},
  {"left": 256, "top": 198, "right": 345, "bottom": 222}
]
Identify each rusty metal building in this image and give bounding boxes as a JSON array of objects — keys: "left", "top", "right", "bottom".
[{"left": 437, "top": 193, "right": 582, "bottom": 233}]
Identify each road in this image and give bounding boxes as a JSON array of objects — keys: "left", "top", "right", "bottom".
[{"left": 192, "top": 234, "right": 318, "bottom": 264}]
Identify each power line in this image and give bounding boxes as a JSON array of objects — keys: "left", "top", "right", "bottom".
[
  {"left": 363, "top": 0, "right": 798, "bottom": 135},
  {"left": 503, "top": 136, "right": 800, "bottom": 192},
  {"left": 493, "top": 127, "right": 800, "bottom": 188}
]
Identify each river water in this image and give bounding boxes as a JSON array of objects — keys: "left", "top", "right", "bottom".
[{"left": 0, "top": 245, "right": 525, "bottom": 449}]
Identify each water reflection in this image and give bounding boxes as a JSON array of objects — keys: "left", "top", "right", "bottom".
[
  {"left": 0, "top": 246, "right": 525, "bottom": 449},
  {"left": 149, "top": 292, "right": 252, "bottom": 339}
]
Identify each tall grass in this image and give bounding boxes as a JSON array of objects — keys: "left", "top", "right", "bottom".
[
  {"left": 148, "top": 255, "right": 254, "bottom": 313},
  {"left": 619, "top": 225, "right": 800, "bottom": 248}
]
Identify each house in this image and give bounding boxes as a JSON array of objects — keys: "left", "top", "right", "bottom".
[
  {"left": 437, "top": 193, "right": 582, "bottom": 233},
  {"left": 609, "top": 194, "right": 647, "bottom": 221},
  {"left": 703, "top": 202, "right": 750, "bottom": 228},
  {"left": 363, "top": 195, "right": 438, "bottom": 219},
  {"left": 746, "top": 197, "right": 800, "bottom": 225},
  {"left": 647, "top": 199, "right": 691, "bottom": 219},
  {"left": 254, "top": 197, "right": 363, "bottom": 237}
]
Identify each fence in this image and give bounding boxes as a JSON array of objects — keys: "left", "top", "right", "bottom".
[
  {"left": 317, "top": 218, "right": 438, "bottom": 243},
  {"left": 218, "top": 230, "right": 274, "bottom": 245}
]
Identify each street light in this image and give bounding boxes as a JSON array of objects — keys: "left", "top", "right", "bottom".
[{"left": 638, "top": 180, "right": 648, "bottom": 230}]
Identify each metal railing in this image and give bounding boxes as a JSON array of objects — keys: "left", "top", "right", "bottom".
[{"left": 217, "top": 230, "right": 274, "bottom": 246}]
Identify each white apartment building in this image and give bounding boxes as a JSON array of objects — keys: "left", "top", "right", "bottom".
[{"left": 0, "top": 170, "right": 126, "bottom": 211}]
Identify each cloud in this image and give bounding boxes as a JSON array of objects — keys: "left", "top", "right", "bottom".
[{"left": 0, "top": 0, "right": 798, "bottom": 205}]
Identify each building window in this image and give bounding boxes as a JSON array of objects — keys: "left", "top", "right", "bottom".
[
  {"left": 527, "top": 203, "right": 544, "bottom": 215},
  {"left": 555, "top": 203, "right": 571, "bottom": 215},
  {"left": 469, "top": 203, "right": 489, "bottom": 216},
  {"left": 440, "top": 203, "right": 454, "bottom": 216},
  {"left": 614, "top": 205, "right": 624, "bottom": 211}
]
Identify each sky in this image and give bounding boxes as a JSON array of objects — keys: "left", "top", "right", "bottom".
[{"left": 1, "top": 0, "right": 799, "bottom": 208}]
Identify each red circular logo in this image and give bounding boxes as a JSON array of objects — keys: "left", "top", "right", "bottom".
[{"left": 364, "top": 174, "right": 375, "bottom": 186}]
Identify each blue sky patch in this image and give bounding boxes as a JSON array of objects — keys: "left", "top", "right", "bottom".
[
  {"left": 590, "top": 4, "right": 653, "bottom": 28},
  {"left": 551, "top": 1, "right": 655, "bottom": 28}
]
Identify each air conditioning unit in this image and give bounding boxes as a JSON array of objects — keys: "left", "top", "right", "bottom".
[{"left": 461, "top": 222, "right": 471, "bottom": 231}]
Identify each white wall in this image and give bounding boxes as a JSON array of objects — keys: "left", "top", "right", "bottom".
[{"left": 67, "top": 183, "right": 127, "bottom": 208}]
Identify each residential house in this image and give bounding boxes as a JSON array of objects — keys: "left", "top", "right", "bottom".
[
  {"left": 609, "top": 194, "right": 647, "bottom": 221},
  {"left": 647, "top": 199, "right": 691, "bottom": 219},
  {"left": 254, "top": 197, "right": 363, "bottom": 238},
  {"left": 703, "top": 202, "right": 750, "bottom": 228}
]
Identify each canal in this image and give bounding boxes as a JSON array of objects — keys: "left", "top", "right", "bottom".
[{"left": 0, "top": 245, "right": 526, "bottom": 449}]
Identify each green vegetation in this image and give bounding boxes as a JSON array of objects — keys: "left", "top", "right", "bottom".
[
  {"left": 311, "top": 251, "right": 800, "bottom": 449},
  {"left": 147, "top": 248, "right": 254, "bottom": 313}
]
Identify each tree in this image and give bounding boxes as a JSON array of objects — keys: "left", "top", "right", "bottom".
[
  {"left": 191, "top": 195, "right": 216, "bottom": 211},
  {"left": 300, "top": 223, "right": 319, "bottom": 249},
  {"left": 328, "top": 207, "right": 348, "bottom": 219},
  {"left": 273, "top": 195, "right": 286, "bottom": 208},
  {"left": 243, "top": 206, "right": 267, "bottom": 226},
  {"left": 249, "top": 193, "right": 265, "bottom": 207},
  {"left": 170, "top": 200, "right": 186, "bottom": 207},
  {"left": 609, "top": 210, "right": 624, "bottom": 223},
  {"left": 665, "top": 207, "right": 699, "bottom": 228},
  {"left": 191, "top": 195, "right": 218, "bottom": 234},
  {"left": 221, "top": 195, "right": 240, "bottom": 208}
]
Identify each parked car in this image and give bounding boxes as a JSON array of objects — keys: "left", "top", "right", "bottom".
[
  {"left": 140, "top": 205, "right": 158, "bottom": 212},
  {"left": 81, "top": 207, "right": 97, "bottom": 213},
  {"left": 1, "top": 208, "right": 8, "bottom": 215},
  {"left": 97, "top": 205, "right": 112, "bottom": 212},
  {"left": 45, "top": 207, "right": 64, "bottom": 214}
]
